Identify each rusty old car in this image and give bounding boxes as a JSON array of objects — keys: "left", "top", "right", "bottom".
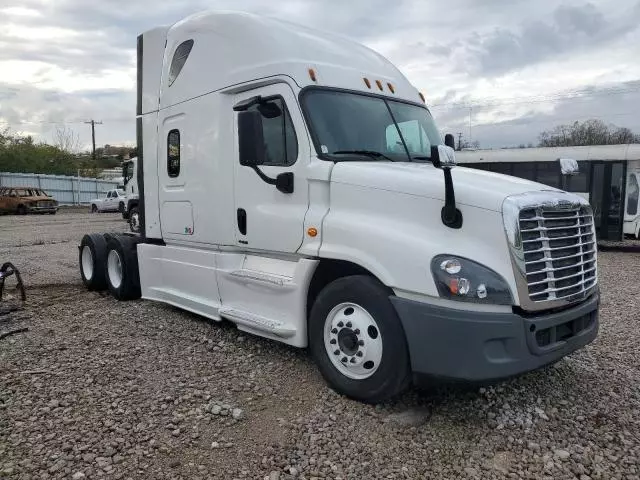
[{"left": 0, "top": 186, "right": 59, "bottom": 214}]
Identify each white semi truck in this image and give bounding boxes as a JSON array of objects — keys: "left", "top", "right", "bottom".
[{"left": 78, "top": 11, "right": 600, "bottom": 403}]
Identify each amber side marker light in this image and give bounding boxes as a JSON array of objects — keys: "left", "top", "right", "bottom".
[
  {"left": 375, "top": 80, "right": 384, "bottom": 91},
  {"left": 363, "top": 78, "right": 371, "bottom": 89},
  {"left": 308, "top": 68, "right": 317, "bottom": 82},
  {"left": 307, "top": 227, "right": 318, "bottom": 237}
]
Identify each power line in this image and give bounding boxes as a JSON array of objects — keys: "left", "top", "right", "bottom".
[
  {"left": 438, "top": 111, "right": 638, "bottom": 131},
  {"left": 0, "top": 118, "right": 129, "bottom": 125},
  {"left": 429, "top": 85, "right": 640, "bottom": 109}
]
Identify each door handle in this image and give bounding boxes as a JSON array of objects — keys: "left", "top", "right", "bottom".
[{"left": 237, "top": 208, "right": 247, "bottom": 235}]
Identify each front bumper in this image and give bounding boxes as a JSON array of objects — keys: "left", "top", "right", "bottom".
[
  {"left": 391, "top": 292, "right": 599, "bottom": 382},
  {"left": 26, "top": 205, "right": 58, "bottom": 213}
]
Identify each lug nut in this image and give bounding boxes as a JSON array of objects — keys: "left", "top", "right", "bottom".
[
  {"left": 334, "top": 350, "right": 340, "bottom": 355},
  {"left": 350, "top": 358, "right": 356, "bottom": 363},
  {"left": 330, "top": 339, "right": 336, "bottom": 345},
  {"left": 346, "top": 321, "right": 352, "bottom": 328},
  {"left": 341, "top": 356, "right": 348, "bottom": 363},
  {"left": 337, "top": 321, "right": 344, "bottom": 328},
  {"left": 356, "top": 351, "right": 363, "bottom": 357},
  {"left": 331, "top": 328, "right": 338, "bottom": 334},
  {"left": 354, "top": 329, "right": 360, "bottom": 335},
  {"left": 358, "top": 340, "right": 364, "bottom": 346}
]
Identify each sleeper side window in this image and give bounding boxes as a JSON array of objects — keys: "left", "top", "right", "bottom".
[
  {"left": 246, "top": 97, "right": 298, "bottom": 167},
  {"left": 168, "top": 130, "right": 180, "bottom": 177},
  {"left": 168, "top": 40, "right": 194, "bottom": 87}
]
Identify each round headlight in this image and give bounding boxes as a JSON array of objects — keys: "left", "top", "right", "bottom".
[{"left": 440, "top": 259, "right": 462, "bottom": 275}]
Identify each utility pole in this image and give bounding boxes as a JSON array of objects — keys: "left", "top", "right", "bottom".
[
  {"left": 84, "top": 120, "right": 103, "bottom": 160},
  {"left": 457, "top": 132, "right": 463, "bottom": 151}
]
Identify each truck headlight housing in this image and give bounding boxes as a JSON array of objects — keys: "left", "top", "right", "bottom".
[{"left": 431, "top": 255, "right": 513, "bottom": 305}]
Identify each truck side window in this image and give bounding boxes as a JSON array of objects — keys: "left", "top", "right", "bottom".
[
  {"left": 168, "top": 129, "right": 180, "bottom": 177},
  {"left": 247, "top": 97, "right": 298, "bottom": 167}
]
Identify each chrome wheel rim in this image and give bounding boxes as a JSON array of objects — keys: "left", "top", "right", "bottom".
[
  {"left": 107, "top": 250, "right": 123, "bottom": 289},
  {"left": 81, "top": 246, "right": 93, "bottom": 281},
  {"left": 323, "top": 302, "right": 383, "bottom": 380}
]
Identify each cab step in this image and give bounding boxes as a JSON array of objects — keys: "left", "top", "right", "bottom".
[{"left": 219, "top": 307, "right": 296, "bottom": 338}]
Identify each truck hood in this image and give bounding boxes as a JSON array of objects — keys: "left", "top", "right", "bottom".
[{"left": 330, "top": 161, "right": 560, "bottom": 212}]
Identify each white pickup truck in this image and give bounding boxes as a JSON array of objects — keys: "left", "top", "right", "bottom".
[{"left": 89, "top": 189, "right": 126, "bottom": 213}]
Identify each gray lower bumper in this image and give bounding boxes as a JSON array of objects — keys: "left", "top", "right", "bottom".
[
  {"left": 27, "top": 206, "right": 58, "bottom": 213},
  {"left": 391, "top": 292, "right": 599, "bottom": 382}
]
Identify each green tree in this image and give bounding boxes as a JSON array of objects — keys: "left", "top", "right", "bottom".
[{"left": 0, "top": 127, "right": 102, "bottom": 177}]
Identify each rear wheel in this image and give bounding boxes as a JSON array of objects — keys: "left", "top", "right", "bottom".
[
  {"left": 91, "top": 204, "right": 98, "bottom": 213},
  {"left": 79, "top": 234, "right": 108, "bottom": 291},
  {"left": 309, "top": 275, "right": 411, "bottom": 404},
  {"left": 17, "top": 205, "right": 26, "bottom": 215},
  {"left": 105, "top": 235, "right": 141, "bottom": 301}
]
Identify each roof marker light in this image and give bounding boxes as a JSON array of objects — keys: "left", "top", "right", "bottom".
[
  {"left": 363, "top": 78, "right": 371, "bottom": 89},
  {"left": 308, "top": 68, "right": 317, "bottom": 82},
  {"left": 419, "top": 92, "right": 426, "bottom": 103},
  {"left": 387, "top": 83, "right": 395, "bottom": 93},
  {"left": 375, "top": 80, "right": 383, "bottom": 91}
]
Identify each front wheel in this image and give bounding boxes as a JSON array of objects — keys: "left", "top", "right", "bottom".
[
  {"left": 91, "top": 204, "right": 98, "bottom": 213},
  {"left": 309, "top": 275, "right": 411, "bottom": 404}
]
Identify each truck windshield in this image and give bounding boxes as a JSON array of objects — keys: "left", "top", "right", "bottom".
[{"left": 302, "top": 89, "right": 442, "bottom": 162}]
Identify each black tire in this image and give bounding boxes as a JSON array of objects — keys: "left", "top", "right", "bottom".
[
  {"left": 128, "top": 206, "right": 140, "bottom": 233},
  {"left": 17, "top": 205, "right": 27, "bottom": 215},
  {"left": 104, "top": 235, "right": 141, "bottom": 301},
  {"left": 79, "top": 234, "right": 108, "bottom": 291},
  {"left": 118, "top": 202, "right": 125, "bottom": 213},
  {"left": 309, "top": 275, "right": 411, "bottom": 404},
  {"left": 91, "top": 204, "right": 98, "bottom": 213}
]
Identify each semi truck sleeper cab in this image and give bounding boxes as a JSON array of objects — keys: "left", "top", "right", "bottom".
[{"left": 78, "top": 11, "right": 599, "bottom": 403}]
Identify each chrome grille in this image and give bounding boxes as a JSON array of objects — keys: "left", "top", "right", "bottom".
[{"left": 519, "top": 205, "right": 597, "bottom": 303}]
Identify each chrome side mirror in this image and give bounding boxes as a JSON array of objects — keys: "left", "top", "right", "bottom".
[
  {"left": 438, "top": 145, "right": 457, "bottom": 169},
  {"left": 559, "top": 158, "right": 579, "bottom": 175}
]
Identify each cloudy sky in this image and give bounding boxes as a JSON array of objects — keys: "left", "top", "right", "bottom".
[{"left": 1, "top": 0, "right": 639, "bottom": 150}]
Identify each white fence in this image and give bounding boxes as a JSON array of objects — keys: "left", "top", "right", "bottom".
[{"left": 0, "top": 172, "right": 121, "bottom": 205}]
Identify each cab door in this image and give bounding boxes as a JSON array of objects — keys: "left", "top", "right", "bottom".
[
  {"left": 232, "top": 83, "right": 311, "bottom": 253},
  {"left": 104, "top": 191, "right": 115, "bottom": 211}
]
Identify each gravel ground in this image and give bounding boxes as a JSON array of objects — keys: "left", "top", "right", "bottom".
[
  {"left": 1, "top": 212, "right": 640, "bottom": 480},
  {"left": 0, "top": 210, "right": 127, "bottom": 286}
]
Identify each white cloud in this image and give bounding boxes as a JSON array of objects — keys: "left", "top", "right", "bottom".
[
  {"left": 0, "top": 6, "right": 43, "bottom": 17},
  {"left": 0, "top": 0, "right": 639, "bottom": 150}
]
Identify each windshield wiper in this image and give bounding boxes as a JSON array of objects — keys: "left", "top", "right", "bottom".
[{"left": 331, "top": 150, "right": 395, "bottom": 162}]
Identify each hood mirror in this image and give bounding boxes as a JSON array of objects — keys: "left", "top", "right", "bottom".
[
  {"left": 432, "top": 136, "right": 462, "bottom": 229},
  {"left": 559, "top": 158, "right": 579, "bottom": 175}
]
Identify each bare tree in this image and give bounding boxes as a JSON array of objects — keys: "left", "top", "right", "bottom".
[
  {"left": 538, "top": 119, "right": 640, "bottom": 147},
  {"left": 53, "top": 125, "right": 81, "bottom": 153}
]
